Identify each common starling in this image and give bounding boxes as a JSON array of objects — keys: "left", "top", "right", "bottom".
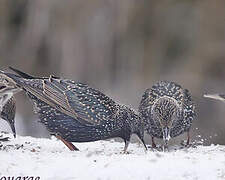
[
  {"left": 0, "top": 68, "right": 147, "bottom": 152},
  {"left": 0, "top": 83, "right": 16, "bottom": 139},
  {"left": 139, "top": 81, "right": 196, "bottom": 148}
]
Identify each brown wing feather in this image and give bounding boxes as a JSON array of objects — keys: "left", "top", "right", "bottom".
[{"left": 42, "top": 78, "right": 118, "bottom": 125}]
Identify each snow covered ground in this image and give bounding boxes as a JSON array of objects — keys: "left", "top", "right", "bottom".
[{"left": 0, "top": 134, "right": 225, "bottom": 180}]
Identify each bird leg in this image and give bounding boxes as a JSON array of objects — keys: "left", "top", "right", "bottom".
[
  {"left": 186, "top": 131, "right": 190, "bottom": 146},
  {"left": 162, "top": 142, "right": 169, "bottom": 152},
  {"left": 140, "top": 138, "right": 147, "bottom": 152},
  {"left": 180, "top": 131, "right": 192, "bottom": 148},
  {"left": 123, "top": 140, "right": 130, "bottom": 154},
  {"left": 55, "top": 135, "right": 79, "bottom": 151},
  {"left": 136, "top": 133, "right": 147, "bottom": 151},
  {"left": 152, "top": 137, "right": 156, "bottom": 148}
]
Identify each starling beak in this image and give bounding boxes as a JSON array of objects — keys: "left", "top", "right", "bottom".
[
  {"left": 162, "top": 127, "right": 171, "bottom": 143},
  {"left": 139, "top": 81, "right": 196, "bottom": 148},
  {"left": 204, "top": 94, "right": 225, "bottom": 102},
  {"left": 0, "top": 67, "right": 146, "bottom": 152}
]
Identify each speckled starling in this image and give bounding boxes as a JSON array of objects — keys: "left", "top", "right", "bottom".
[
  {"left": 139, "top": 81, "right": 196, "bottom": 148},
  {"left": 0, "top": 68, "right": 147, "bottom": 152},
  {"left": 0, "top": 83, "right": 16, "bottom": 139}
]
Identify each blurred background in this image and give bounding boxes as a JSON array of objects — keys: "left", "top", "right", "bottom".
[{"left": 0, "top": 0, "right": 225, "bottom": 145}]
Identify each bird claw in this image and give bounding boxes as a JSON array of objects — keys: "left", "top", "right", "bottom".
[
  {"left": 149, "top": 145, "right": 167, "bottom": 152},
  {"left": 151, "top": 147, "right": 161, "bottom": 152},
  {"left": 162, "top": 145, "right": 169, "bottom": 152},
  {"left": 120, "top": 150, "right": 130, "bottom": 154},
  {"left": 147, "top": 145, "right": 159, "bottom": 152},
  {"left": 180, "top": 140, "right": 196, "bottom": 148}
]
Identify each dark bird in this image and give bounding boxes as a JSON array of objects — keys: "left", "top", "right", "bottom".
[
  {"left": 204, "top": 94, "right": 225, "bottom": 102},
  {"left": 0, "top": 67, "right": 147, "bottom": 152},
  {"left": 139, "top": 81, "right": 196, "bottom": 148},
  {"left": 0, "top": 82, "right": 16, "bottom": 140}
]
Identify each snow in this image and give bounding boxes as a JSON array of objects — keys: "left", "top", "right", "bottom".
[{"left": 0, "top": 134, "right": 225, "bottom": 180}]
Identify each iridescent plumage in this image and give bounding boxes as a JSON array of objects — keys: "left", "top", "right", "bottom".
[
  {"left": 0, "top": 68, "right": 146, "bottom": 151},
  {"left": 139, "top": 81, "right": 196, "bottom": 147}
]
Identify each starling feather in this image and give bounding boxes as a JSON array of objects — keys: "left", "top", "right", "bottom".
[
  {"left": 0, "top": 68, "right": 147, "bottom": 152},
  {"left": 0, "top": 82, "right": 16, "bottom": 139},
  {"left": 139, "top": 81, "right": 196, "bottom": 148}
]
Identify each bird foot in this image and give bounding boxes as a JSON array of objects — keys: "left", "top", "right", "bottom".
[
  {"left": 180, "top": 140, "right": 195, "bottom": 148},
  {"left": 120, "top": 151, "right": 130, "bottom": 154},
  {"left": 162, "top": 145, "right": 169, "bottom": 152},
  {"left": 147, "top": 145, "right": 158, "bottom": 151},
  {"left": 147, "top": 145, "right": 164, "bottom": 152},
  {"left": 152, "top": 141, "right": 157, "bottom": 148}
]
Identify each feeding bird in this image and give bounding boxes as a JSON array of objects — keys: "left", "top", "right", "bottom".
[
  {"left": 139, "top": 81, "right": 196, "bottom": 148},
  {"left": 0, "top": 67, "right": 147, "bottom": 152},
  {"left": 0, "top": 80, "right": 16, "bottom": 140}
]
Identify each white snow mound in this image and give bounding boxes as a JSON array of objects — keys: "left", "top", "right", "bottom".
[{"left": 0, "top": 134, "right": 225, "bottom": 180}]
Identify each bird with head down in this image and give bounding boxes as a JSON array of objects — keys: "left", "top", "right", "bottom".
[
  {"left": 139, "top": 81, "right": 196, "bottom": 149},
  {"left": 0, "top": 67, "right": 147, "bottom": 152}
]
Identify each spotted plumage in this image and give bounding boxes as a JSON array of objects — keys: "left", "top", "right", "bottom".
[
  {"left": 0, "top": 68, "right": 146, "bottom": 151},
  {"left": 139, "top": 81, "right": 196, "bottom": 147},
  {"left": 0, "top": 81, "right": 16, "bottom": 139}
]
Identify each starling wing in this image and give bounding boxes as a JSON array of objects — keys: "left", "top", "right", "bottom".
[
  {"left": 43, "top": 78, "right": 118, "bottom": 125},
  {"left": 0, "top": 71, "right": 117, "bottom": 126},
  {"left": 183, "top": 89, "right": 196, "bottom": 117}
]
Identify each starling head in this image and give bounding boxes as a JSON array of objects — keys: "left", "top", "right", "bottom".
[
  {"left": 0, "top": 84, "right": 16, "bottom": 138},
  {"left": 115, "top": 105, "right": 147, "bottom": 150},
  {"left": 152, "top": 97, "right": 181, "bottom": 145}
]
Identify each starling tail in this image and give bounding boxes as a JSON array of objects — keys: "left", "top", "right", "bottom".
[
  {"left": 0, "top": 68, "right": 147, "bottom": 152},
  {"left": 139, "top": 81, "right": 196, "bottom": 148}
]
